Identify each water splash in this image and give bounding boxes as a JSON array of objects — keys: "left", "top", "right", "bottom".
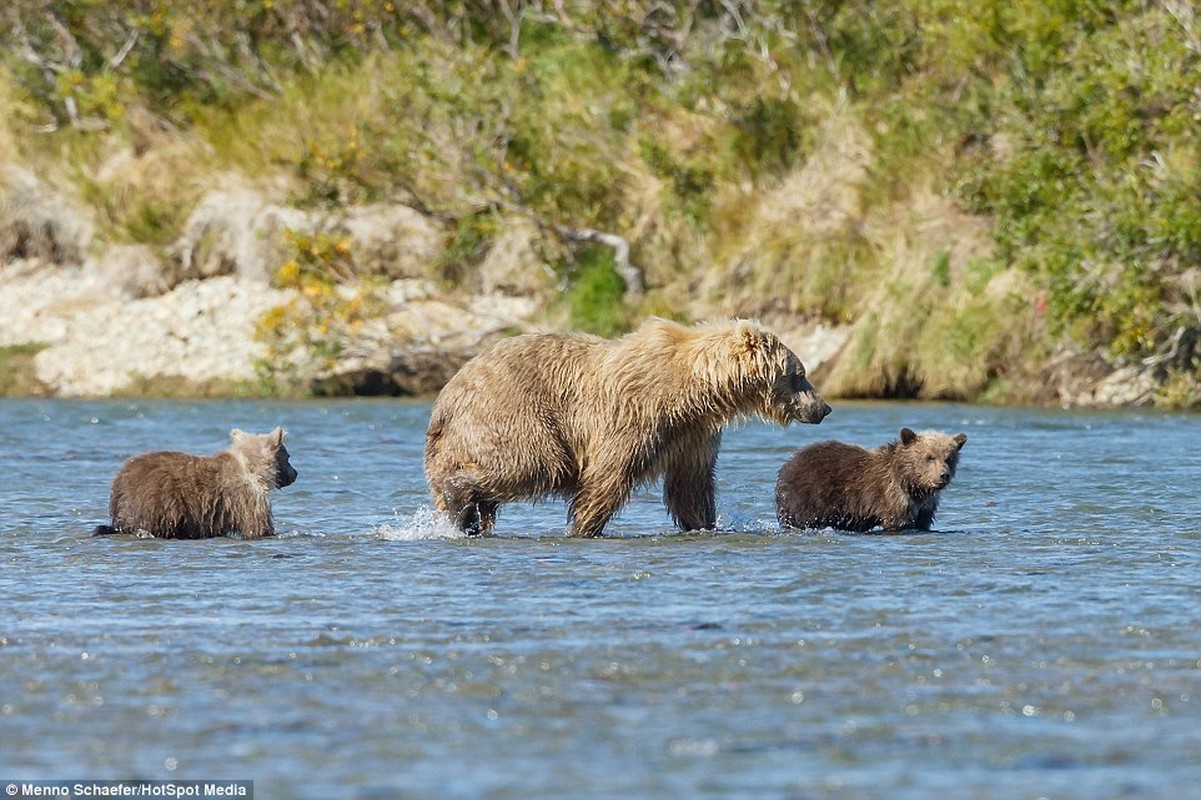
[
  {"left": 372, "top": 506, "right": 468, "bottom": 541},
  {"left": 717, "top": 510, "right": 782, "bottom": 534}
]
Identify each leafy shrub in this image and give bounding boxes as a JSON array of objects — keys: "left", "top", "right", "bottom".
[
  {"left": 558, "top": 246, "right": 630, "bottom": 338},
  {"left": 256, "top": 230, "right": 388, "bottom": 393}
]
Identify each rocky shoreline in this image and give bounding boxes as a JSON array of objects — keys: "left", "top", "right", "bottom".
[
  {"left": 0, "top": 166, "right": 547, "bottom": 398},
  {"left": 0, "top": 255, "right": 1159, "bottom": 409},
  {"left": 0, "top": 256, "right": 546, "bottom": 398}
]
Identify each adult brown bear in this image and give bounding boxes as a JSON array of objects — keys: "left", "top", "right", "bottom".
[{"left": 425, "top": 317, "right": 831, "bottom": 537}]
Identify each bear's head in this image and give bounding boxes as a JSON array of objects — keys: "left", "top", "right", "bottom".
[
  {"left": 230, "top": 427, "right": 298, "bottom": 489},
  {"left": 893, "top": 427, "right": 967, "bottom": 496},
  {"left": 724, "top": 320, "right": 832, "bottom": 426}
]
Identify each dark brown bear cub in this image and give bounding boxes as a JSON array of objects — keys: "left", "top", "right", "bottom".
[
  {"left": 776, "top": 428, "right": 966, "bottom": 532},
  {"left": 93, "top": 428, "right": 297, "bottom": 539}
]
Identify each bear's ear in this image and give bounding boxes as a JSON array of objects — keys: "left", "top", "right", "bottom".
[
  {"left": 731, "top": 319, "right": 768, "bottom": 356},
  {"left": 954, "top": 432, "right": 967, "bottom": 450},
  {"left": 230, "top": 428, "right": 247, "bottom": 444},
  {"left": 899, "top": 427, "right": 918, "bottom": 446},
  {"left": 271, "top": 427, "right": 287, "bottom": 447}
]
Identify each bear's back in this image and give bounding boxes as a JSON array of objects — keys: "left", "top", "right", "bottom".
[
  {"left": 777, "top": 440, "right": 903, "bottom": 531},
  {"left": 110, "top": 450, "right": 251, "bottom": 539},
  {"left": 776, "top": 441, "right": 872, "bottom": 528},
  {"left": 427, "top": 332, "right": 604, "bottom": 459},
  {"left": 458, "top": 333, "right": 600, "bottom": 386}
]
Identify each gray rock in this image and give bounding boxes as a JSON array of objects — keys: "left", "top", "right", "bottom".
[{"left": 0, "top": 166, "right": 92, "bottom": 266}]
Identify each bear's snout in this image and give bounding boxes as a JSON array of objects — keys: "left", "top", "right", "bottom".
[{"left": 797, "top": 398, "right": 832, "bottom": 424}]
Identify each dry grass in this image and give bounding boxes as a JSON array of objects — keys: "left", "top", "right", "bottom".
[
  {"left": 0, "top": 74, "right": 17, "bottom": 168},
  {"left": 703, "top": 100, "right": 875, "bottom": 322},
  {"left": 820, "top": 188, "right": 1029, "bottom": 399},
  {"left": 676, "top": 100, "right": 1032, "bottom": 401},
  {"left": 80, "top": 121, "right": 213, "bottom": 246}
]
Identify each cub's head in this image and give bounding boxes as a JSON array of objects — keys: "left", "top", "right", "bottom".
[
  {"left": 230, "top": 427, "right": 298, "bottom": 489},
  {"left": 725, "top": 320, "right": 831, "bottom": 426},
  {"left": 894, "top": 427, "right": 967, "bottom": 495}
]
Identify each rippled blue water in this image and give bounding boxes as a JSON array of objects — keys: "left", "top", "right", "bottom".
[{"left": 2, "top": 398, "right": 1200, "bottom": 799}]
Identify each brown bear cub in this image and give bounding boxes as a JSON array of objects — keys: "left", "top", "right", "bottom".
[
  {"left": 425, "top": 317, "right": 831, "bottom": 538},
  {"left": 93, "top": 428, "right": 297, "bottom": 539},
  {"left": 776, "top": 428, "right": 966, "bottom": 532}
]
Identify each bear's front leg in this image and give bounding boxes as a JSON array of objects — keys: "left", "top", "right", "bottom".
[
  {"left": 569, "top": 462, "right": 636, "bottom": 538},
  {"left": 880, "top": 512, "right": 919, "bottom": 533},
  {"left": 233, "top": 496, "right": 275, "bottom": 539},
  {"left": 663, "top": 464, "right": 717, "bottom": 531},
  {"left": 662, "top": 433, "right": 719, "bottom": 531},
  {"left": 569, "top": 490, "right": 626, "bottom": 538},
  {"left": 912, "top": 499, "right": 938, "bottom": 531}
]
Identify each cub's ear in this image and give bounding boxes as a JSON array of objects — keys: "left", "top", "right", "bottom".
[
  {"left": 270, "top": 426, "right": 286, "bottom": 447},
  {"left": 954, "top": 432, "right": 967, "bottom": 450},
  {"left": 230, "top": 428, "right": 247, "bottom": 444},
  {"left": 899, "top": 428, "right": 918, "bottom": 446}
]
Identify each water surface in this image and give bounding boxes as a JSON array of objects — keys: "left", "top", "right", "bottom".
[{"left": 2, "top": 399, "right": 1199, "bottom": 798}]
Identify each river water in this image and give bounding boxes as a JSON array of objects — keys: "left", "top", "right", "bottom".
[{"left": 2, "top": 398, "right": 1199, "bottom": 799}]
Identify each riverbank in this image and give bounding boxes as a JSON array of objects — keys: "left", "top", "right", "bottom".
[
  {"left": 0, "top": 251, "right": 1162, "bottom": 409},
  {"left": 0, "top": 165, "right": 1167, "bottom": 407},
  {"left": 3, "top": 3, "right": 1198, "bottom": 407}
]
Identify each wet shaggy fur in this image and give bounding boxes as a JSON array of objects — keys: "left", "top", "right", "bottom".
[
  {"left": 94, "top": 428, "right": 298, "bottom": 540},
  {"left": 776, "top": 428, "right": 967, "bottom": 532},
  {"left": 425, "top": 317, "right": 832, "bottom": 538}
]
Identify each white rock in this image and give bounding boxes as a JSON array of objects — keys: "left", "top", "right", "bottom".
[{"left": 32, "top": 275, "right": 291, "bottom": 396}]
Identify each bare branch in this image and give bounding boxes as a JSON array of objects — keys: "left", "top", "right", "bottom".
[
  {"left": 9, "top": 17, "right": 60, "bottom": 73},
  {"left": 497, "top": 0, "right": 522, "bottom": 59},
  {"left": 47, "top": 14, "right": 84, "bottom": 69},
  {"left": 1162, "top": 0, "right": 1201, "bottom": 55},
  {"left": 551, "top": 0, "right": 575, "bottom": 30},
  {"left": 553, "top": 223, "right": 644, "bottom": 297},
  {"left": 64, "top": 94, "right": 80, "bottom": 127},
  {"left": 108, "top": 29, "right": 139, "bottom": 69}
]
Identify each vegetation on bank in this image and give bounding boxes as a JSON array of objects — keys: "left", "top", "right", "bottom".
[
  {"left": 2, "top": 1, "right": 1199, "bottom": 404},
  {"left": 0, "top": 344, "right": 47, "bottom": 396}
]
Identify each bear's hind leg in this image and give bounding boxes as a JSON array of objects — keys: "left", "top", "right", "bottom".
[
  {"left": 438, "top": 471, "right": 498, "bottom": 536},
  {"left": 475, "top": 500, "right": 499, "bottom": 535}
]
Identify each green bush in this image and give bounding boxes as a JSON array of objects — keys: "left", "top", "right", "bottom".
[
  {"left": 559, "top": 247, "right": 630, "bottom": 338},
  {"left": 0, "top": 344, "right": 47, "bottom": 396}
]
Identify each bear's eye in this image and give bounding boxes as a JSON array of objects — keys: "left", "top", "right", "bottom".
[{"left": 925, "top": 455, "right": 936, "bottom": 463}]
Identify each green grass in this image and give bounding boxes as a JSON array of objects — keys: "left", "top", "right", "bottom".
[{"left": 559, "top": 247, "right": 631, "bottom": 338}]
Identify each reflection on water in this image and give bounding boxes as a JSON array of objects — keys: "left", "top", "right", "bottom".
[{"left": 2, "top": 399, "right": 1201, "bottom": 798}]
